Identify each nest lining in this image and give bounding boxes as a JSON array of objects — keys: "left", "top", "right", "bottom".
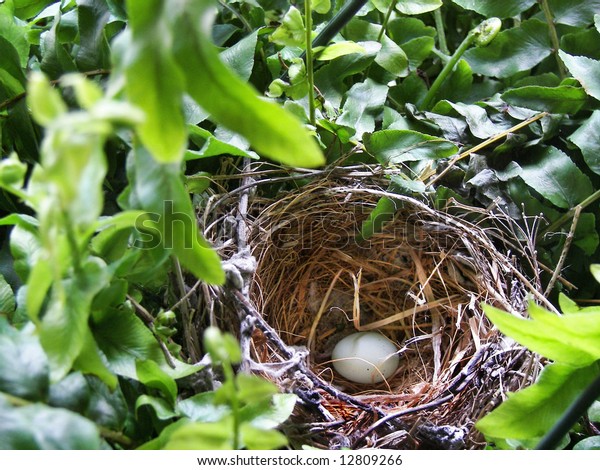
[{"left": 201, "top": 172, "right": 541, "bottom": 449}]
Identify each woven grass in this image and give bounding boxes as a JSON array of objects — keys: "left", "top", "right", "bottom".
[{"left": 200, "top": 168, "right": 544, "bottom": 449}]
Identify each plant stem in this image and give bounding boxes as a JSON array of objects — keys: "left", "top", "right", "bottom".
[
  {"left": 419, "top": 30, "right": 475, "bottom": 110},
  {"left": 223, "top": 361, "right": 241, "bottom": 449},
  {"left": 541, "top": 188, "right": 600, "bottom": 236},
  {"left": 377, "top": 0, "right": 398, "bottom": 42},
  {"left": 539, "top": 0, "right": 567, "bottom": 79},
  {"left": 433, "top": 7, "right": 449, "bottom": 55},
  {"left": 305, "top": 0, "right": 316, "bottom": 126}
]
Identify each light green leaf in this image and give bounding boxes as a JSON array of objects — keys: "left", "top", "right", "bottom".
[
  {"left": 0, "top": 273, "right": 15, "bottom": 316},
  {"left": 136, "top": 359, "right": 178, "bottom": 405},
  {"left": 235, "top": 374, "right": 278, "bottom": 404},
  {"left": 451, "top": 0, "right": 536, "bottom": 18},
  {"left": 170, "top": 1, "right": 323, "bottom": 168},
  {"left": 270, "top": 6, "right": 305, "bottom": 48},
  {"left": 396, "top": 0, "right": 442, "bottom": 15},
  {"left": 317, "top": 41, "right": 366, "bottom": 61},
  {"left": 136, "top": 395, "right": 179, "bottom": 421},
  {"left": 0, "top": 399, "right": 101, "bottom": 450},
  {"left": 27, "top": 72, "right": 67, "bottom": 126},
  {"left": 119, "top": 0, "right": 187, "bottom": 163},
  {"left": 164, "top": 419, "right": 234, "bottom": 450},
  {"left": 247, "top": 394, "right": 297, "bottom": 430},
  {"left": 186, "top": 125, "right": 256, "bottom": 160},
  {"left": 501, "top": 85, "right": 587, "bottom": 114},
  {"left": 592, "top": 265, "right": 600, "bottom": 285},
  {"left": 477, "top": 362, "right": 600, "bottom": 441},
  {"left": 0, "top": 2, "right": 30, "bottom": 67},
  {"left": 464, "top": 19, "right": 551, "bottom": 78},
  {"left": 518, "top": 146, "right": 593, "bottom": 209},
  {"left": 240, "top": 423, "right": 288, "bottom": 450},
  {"left": 365, "top": 129, "right": 458, "bottom": 164},
  {"left": 483, "top": 303, "right": 600, "bottom": 366},
  {"left": 313, "top": 0, "right": 331, "bottom": 15},
  {"left": 387, "top": 17, "right": 436, "bottom": 69},
  {"left": 177, "top": 392, "right": 230, "bottom": 422},
  {"left": 358, "top": 196, "right": 398, "bottom": 242},
  {"left": 13, "top": 0, "right": 56, "bottom": 19},
  {"left": 559, "top": 51, "right": 600, "bottom": 101},
  {"left": 73, "top": 328, "right": 118, "bottom": 389}
]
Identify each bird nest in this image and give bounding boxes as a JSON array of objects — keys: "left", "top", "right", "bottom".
[{"left": 199, "top": 167, "right": 545, "bottom": 449}]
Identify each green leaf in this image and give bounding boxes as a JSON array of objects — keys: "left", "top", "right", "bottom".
[
  {"left": 164, "top": 419, "right": 234, "bottom": 450},
  {"left": 245, "top": 394, "right": 297, "bottom": 430},
  {"left": 432, "top": 101, "right": 509, "bottom": 139},
  {"left": 548, "top": 0, "right": 600, "bottom": 27},
  {"left": 73, "top": 327, "right": 118, "bottom": 389},
  {"left": 387, "top": 17, "right": 436, "bottom": 69},
  {"left": 375, "top": 35, "right": 409, "bottom": 77},
  {"left": 119, "top": 0, "right": 187, "bottom": 164},
  {"left": 483, "top": 303, "right": 600, "bottom": 366},
  {"left": 317, "top": 41, "right": 366, "bottom": 61},
  {"left": 313, "top": 0, "right": 331, "bottom": 15},
  {"left": 93, "top": 304, "right": 201, "bottom": 380},
  {"left": 203, "top": 327, "right": 242, "bottom": 365},
  {"left": 464, "top": 19, "right": 551, "bottom": 78},
  {"left": 501, "top": 85, "right": 587, "bottom": 114},
  {"left": 270, "top": 6, "right": 305, "bottom": 48},
  {"left": 477, "top": 362, "right": 600, "bottom": 442},
  {"left": 396, "top": 0, "right": 442, "bottom": 15},
  {"left": 240, "top": 423, "right": 288, "bottom": 450},
  {"left": 436, "top": 59, "right": 473, "bottom": 103},
  {"left": 186, "top": 125, "right": 256, "bottom": 161},
  {"left": 358, "top": 196, "right": 398, "bottom": 242},
  {"left": 27, "top": 71, "right": 67, "bottom": 126},
  {"left": 220, "top": 31, "right": 258, "bottom": 82},
  {"left": 451, "top": 0, "right": 537, "bottom": 18},
  {"left": 132, "top": 145, "right": 224, "bottom": 284},
  {"left": 518, "top": 146, "right": 593, "bottom": 209},
  {"left": 0, "top": 2, "right": 30, "bottom": 67},
  {"left": 0, "top": 323, "right": 49, "bottom": 401},
  {"left": 0, "top": 398, "right": 102, "bottom": 450},
  {"left": 337, "top": 78, "right": 388, "bottom": 138},
  {"left": 364, "top": 129, "right": 458, "bottom": 164},
  {"left": 592, "top": 264, "right": 600, "bottom": 285},
  {"left": 13, "top": 0, "right": 56, "bottom": 19},
  {"left": 559, "top": 51, "right": 600, "bottom": 101},
  {"left": 235, "top": 373, "right": 278, "bottom": 404},
  {"left": 574, "top": 436, "right": 600, "bottom": 450},
  {"left": 136, "top": 359, "right": 177, "bottom": 405},
  {"left": 588, "top": 400, "right": 600, "bottom": 422},
  {"left": 39, "top": 258, "right": 111, "bottom": 382},
  {"left": 136, "top": 394, "right": 179, "bottom": 421},
  {"left": 170, "top": 2, "right": 323, "bottom": 168},
  {"left": 0, "top": 273, "right": 16, "bottom": 316},
  {"left": 177, "top": 391, "right": 230, "bottom": 422},
  {"left": 76, "top": 0, "right": 111, "bottom": 71}
]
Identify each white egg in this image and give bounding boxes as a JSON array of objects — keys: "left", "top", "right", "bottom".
[{"left": 331, "top": 332, "right": 400, "bottom": 384}]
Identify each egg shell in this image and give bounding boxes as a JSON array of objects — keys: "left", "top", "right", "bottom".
[{"left": 331, "top": 332, "right": 399, "bottom": 384}]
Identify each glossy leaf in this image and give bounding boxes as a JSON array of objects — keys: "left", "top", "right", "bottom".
[
  {"left": 0, "top": 398, "right": 102, "bottom": 450},
  {"left": 482, "top": 303, "right": 600, "bottom": 366},
  {"left": 518, "top": 146, "right": 593, "bottom": 209},
  {"left": 396, "top": 0, "right": 442, "bottom": 15},
  {"left": 559, "top": 51, "right": 600, "bottom": 101},
  {"left": 574, "top": 436, "right": 600, "bottom": 450},
  {"left": 451, "top": 0, "right": 536, "bottom": 18},
  {"left": 13, "top": 0, "right": 57, "bottom": 19},
  {"left": 76, "top": 0, "right": 111, "bottom": 71},
  {"left": 0, "top": 322, "right": 49, "bottom": 401},
  {"left": 365, "top": 129, "right": 458, "bottom": 164},
  {"left": 337, "top": 78, "right": 388, "bottom": 138},
  {"left": 313, "top": 0, "right": 331, "bottom": 15},
  {"left": 464, "top": 19, "right": 551, "bottom": 78},
  {"left": 548, "top": 0, "right": 600, "bottom": 27},
  {"left": 136, "top": 359, "right": 177, "bottom": 405},
  {"left": 317, "top": 41, "right": 366, "bottom": 61},
  {"left": 569, "top": 111, "right": 600, "bottom": 175},
  {"left": 136, "top": 395, "right": 179, "bottom": 421},
  {"left": 270, "top": 6, "right": 305, "bottom": 48},
  {"left": 501, "top": 85, "right": 587, "bottom": 114},
  {"left": 0, "top": 2, "right": 30, "bottom": 67},
  {"left": 477, "top": 362, "right": 600, "bottom": 442}
]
